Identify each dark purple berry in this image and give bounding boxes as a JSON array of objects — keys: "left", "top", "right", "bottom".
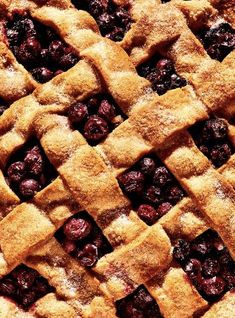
[
  {"left": 7, "top": 161, "right": 26, "bottom": 183},
  {"left": 115, "top": 8, "right": 131, "bottom": 27},
  {"left": 173, "top": 239, "right": 190, "bottom": 263},
  {"left": 97, "top": 13, "right": 115, "bottom": 33},
  {"left": 31, "top": 67, "right": 53, "bottom": 83},
  {"left": 184, "top": 258, "right": 202, "bottom": 279},
  {"left": 201, "top": 119, "right": 228, "bottom": 142},
  {"left": 116, "top": 286, "right": 162, "bottom": 318},
  {"left": 156, "top": 202, "right": 172, "bottom": 217},
  {"left": 165, "top": 186, "right": 184, "bottom": 204},
  {"left": 156, "top": 58, "right": 173, "bottom": 72},
  {"left": 59, "top": 52, "right": 78, "bottom": 70},
  {"left": 137, "top": 204, "right": 158, "bottom": 225},
  {"left": 87, "top": 97, "right": 99, "bottom": 108},
  {"left": 49, "top": 40, "right": 65, "bottom": 61},
  {"left": 17, "top": 37, "right": 41, "bottom": 65},
  {"left": 170, "top": 73, "right": 187, "bottom": 89},
  {"left": 40, "top": 48, "right": 50, "bottom": 63},
  {"left": 197, "top": 23, "right": 235, "bottom": 61},
  {"left": 15, "top": 268, "right": 37, "bottom": 290},
  {"left": 210, "top": 143, "right": 232, "bottom": 167},
  {"left": 24, "top": 146, "right": 43, "bottom": 176},
  {"left": 199, "top": 145, "right": 210, "bottom": 157},
  {"left": 68, "top": 103, "right": 88, "bottom": 124},
  {"left": 83, "top": 115, "right": 109, "bottom": 142},
  {"left": 143, "top": 185, "right": 162, "bottom": 205},
  {"left": 6, "top": 28, "right": 19, "bottom": 46},
  {"left": 19, "top": 179, "right": 40, "bottom": 198},
  {"left": 88, "top": 0, "right": 108, "bottom": 17},
  {"left": 98, "top": 99, "right": 116, "bottom": 121},
  {"left": 138, "top": 55, "right": 186, "bottom": 95},
  {"left": 202, "top": 258, "right": 220, "bottom": 277},
  {"left": 153, "top": 166, "right": 172, "bottom": 187},
  {"left": 77, "top": 244, "right": 98, "bottom": 267},
  {"left": 0, "top": 264, "right": 53, "bottom": 309},
  {"left": 219, "top": 248, "right": 234, "bottom": 266},
  {"left": 221, "top": 268, "right": 235, "bottom": 289},
  {"left": 118, "top": 171, "right": 145, "bottom": 194},
  {"left": 201, "top": 276, "right": 225, "bottom": 299},
  {"left": 139, "top": 157, "right": 156, "bottom": 176},
  {"left": 63, "top": 239, "right": 77, "bottom": 254},
  {"left": 63, "top": 217, "right": 92, "bottom": 241},
  {"left": 191, "top": 238, "right": 212, "bottom": 258}
]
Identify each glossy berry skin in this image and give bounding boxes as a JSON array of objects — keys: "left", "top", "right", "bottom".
[
  {"left": 84, "top": 115, "right": 109, "bottom": 142},
  {"left": 55, "top": 211, "right": 113, "bottom": 268},
  {"left": 67, "top": 94, "right": 126, "bottom": 145},
  {"left": 137, "top": 56, "right": 187, "bottom": 95},
  {"left": 5, "top": 141, "right": 57, "bottom": 201},
  {"left": 118, "top": 154, "right": 184, "bottom": 225},
  {"left": 5, "top": 12, "right": 78, "bottom": 83},
  {"left": 173, "top": 230, "right": 235, "bottom": 302},
  {"left": 74, "top": 0, "right": 131, "bottom": 41},
  {"left": 137, "top": 204, "right": 158, "bottom": 225},
  {"left": 19, "top": 179, "right": 40, "bottom": 198},
  {"left": 116, "top": 285, "right": 163, "bottom": 318},
  {"left": 68, "top": 103, "right": 89, "bottom": 124},
  {"left": 63, "top": 218, "right": 92, "bottom": 241},
  {"left": 190, "top": 118, "right": 234, "bottom": 168},
  {"left": 197, "top": 23, "right": 235, "bottom": 62},
  {"left": 0, "top": 264, "right": 54, "bottom": 309},
  {"left": 118, "top": 171, "right": 145, "bottom": 194}
]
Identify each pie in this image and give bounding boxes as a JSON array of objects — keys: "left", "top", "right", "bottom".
[{"left": 0, "top": 0, "right": 234, "bottom": 317}]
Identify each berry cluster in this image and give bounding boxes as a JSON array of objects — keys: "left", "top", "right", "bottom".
[
  {"left": 74, "top": 0, "right": 131, "bottom": 41},
  {"left": 197, "top": 23, "right": 235, "bottom": 62},
  {"left": 68, "top": 94, "right": 126, "bottom": 145},
  {"left": 55, "top": 212, "right": 112, "bottom": 267},
  {"left": 0, "top": 264, "right": 54, "bottom": 309},
  {"left": 5, "top": 141, "right": 57, "bottom": 200},
  {"left": 118, "top": 154, "right": 185, "bottom": 225},
  {"left": 137, "top": 57, "right": 187, "bottom": 95},
  {"left": 190, "top": 118, "right": 234, "bottom": 167},
  {"left": 116, "top": 285, "right": 163, "bottom": 318},
  {"left": 173, "top": 230, "right": 235, "bottom": 301},
  {"left": 5, "top": 12, "right": 78, "bottom": 83}
]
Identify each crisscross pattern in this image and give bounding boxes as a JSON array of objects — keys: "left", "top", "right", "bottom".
[{"left": 0, "top": 0, "right": 234, "bottom": 317}]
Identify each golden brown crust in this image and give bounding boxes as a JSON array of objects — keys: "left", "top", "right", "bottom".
[
  {"left": 0, "top": 0, "right": 234, "bottom": 317},
  {"left": 147, "top": 268, "right": 208, "bottom": 318}
]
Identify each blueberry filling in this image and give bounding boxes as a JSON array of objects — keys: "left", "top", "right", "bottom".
[
  {"left": 5, "top": 12, "right": 79, "bottom": 83},
  {"left": 189, "top": 118, "right": 234, "bottom": 167},
  {"left": 117, "top": 154, "right": 185, "bottom": 225},
  {"left": 197, "top": 23, "right": 235, "bottom": 62},
  {"left": 73, "top": 0, "right": 132, "bottom": 41},
  {"left": 116, "top": 285, "right": 163, "bottom": 318},
  {"left": 5, "top": 140, "right": 57, "bottom": 201},
  {"left": 173, "top": 229, "right": 235, "bottom": 301},
  {"left": 137, "top": 56, "right": 187, "bottom": 95},
  {"left": 55, "top": 211, "right": 113, "bottom": 267},
  {"left": 67, "top": 94, "right": 126, "bottom": 145},
  {"left": 0, "top": 264, "right": 54, "bottom": 309}
]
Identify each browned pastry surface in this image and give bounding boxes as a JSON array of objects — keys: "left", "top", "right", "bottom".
[{"left": 0, "top": 0, "right": 234, "bottom": 317}]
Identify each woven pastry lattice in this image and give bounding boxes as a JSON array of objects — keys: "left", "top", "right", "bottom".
[{"left": 0, "top": 0, "right": 234, "bottom": 317}]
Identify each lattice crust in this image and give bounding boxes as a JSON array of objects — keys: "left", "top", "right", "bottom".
[
  {"left": 0, "top": 0, "right": 234, "bottom": 317},
  {"left": 208, "top": 0, "right": 235, "bottom": 27}
]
